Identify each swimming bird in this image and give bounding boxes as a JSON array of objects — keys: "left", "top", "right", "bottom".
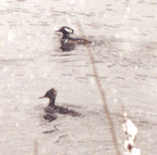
[
  {"left": 56, "top": 26, "right": 91, "bottom": 51},
  {"left": 39, "top": 88, "right": 73, "bottom": 114},
  {"left": 39, "top": 88, "right": 81, "bottom": 122}
]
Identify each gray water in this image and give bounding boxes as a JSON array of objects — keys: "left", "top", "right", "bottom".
[{"left": 0, "top": 0, "right": 157, "bottom": 155}]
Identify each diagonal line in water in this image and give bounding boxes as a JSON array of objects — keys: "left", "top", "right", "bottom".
[{"left": 77, "top": 23, "right": 121, "bottom": 155}]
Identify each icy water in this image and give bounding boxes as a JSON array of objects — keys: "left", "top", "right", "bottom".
[{"left": 0, "top": 0, "right": 157, "bottom": 155}]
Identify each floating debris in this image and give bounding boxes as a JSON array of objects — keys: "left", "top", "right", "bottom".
[{"left": 122, "top": 112, "right": 141, "bottom": 155}]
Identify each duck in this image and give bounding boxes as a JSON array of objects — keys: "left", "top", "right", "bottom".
[
  {"left": 39, "top": 88, "right": 81, "bottom": 122},
  {"left": 56, "top": 26, "right": 91, "bottom": 51},
  {"left": 39, "top": 88, "right": 72, "bottom": 114}
]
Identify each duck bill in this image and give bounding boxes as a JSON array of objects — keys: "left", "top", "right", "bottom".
[{"left": 39, "top": 96, "right": 45, "bottom": 99}]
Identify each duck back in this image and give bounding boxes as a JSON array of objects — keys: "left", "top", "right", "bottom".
[{"left": 69, "top": 37, "right": 91, "bottom": 45}]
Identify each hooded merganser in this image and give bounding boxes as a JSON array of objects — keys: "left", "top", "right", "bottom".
[
  {"left": 40, "top": 88, "right": 81, "bottom": 122},
  {"left": 57, "top": 26, "right": 91, "bottom": 51}
]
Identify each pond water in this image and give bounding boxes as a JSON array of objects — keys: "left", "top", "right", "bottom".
[{"left": 0, "top": 0, "right": 157, "bottom": 155}]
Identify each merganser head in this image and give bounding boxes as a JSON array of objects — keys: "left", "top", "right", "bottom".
[
  {"left": 39, "top": 88, "right": 57, "bottom": 107},
  {"left": 57, "top": 26, "right": 74, "bottom": 39}
]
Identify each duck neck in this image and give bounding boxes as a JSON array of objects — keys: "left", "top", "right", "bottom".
[
  {"left": 62, "top": 33, "right": 70, "bottom": 39},
  {"left": 48, "top": 97, "right": 56, "bottom": 108}
]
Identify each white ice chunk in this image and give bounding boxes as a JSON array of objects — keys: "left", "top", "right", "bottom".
[{"left": 122, "top": 113, "right": 138, "bottom": 141}]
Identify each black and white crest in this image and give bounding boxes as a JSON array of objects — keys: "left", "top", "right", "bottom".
[
  {"left": 58, "top": 26, "right": 74, "bottom": 34},
  {"left": 64, "top": 26, "right": 73, "bottom": 34}
]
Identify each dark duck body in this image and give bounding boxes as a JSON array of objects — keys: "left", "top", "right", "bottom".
[
  {"left": 39, "top": 88, "right": 81, "bottom": 122},
  {"left": 57, "top": 26, "right": 91, "bottom": 51}
]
